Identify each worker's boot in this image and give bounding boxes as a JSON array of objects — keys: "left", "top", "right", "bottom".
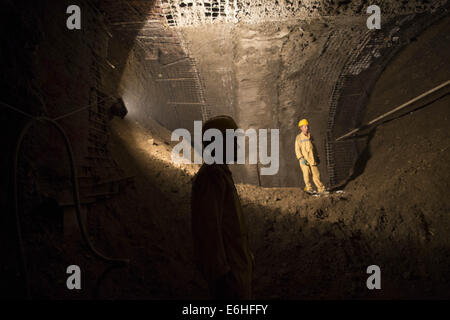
[{"left": 304, "top": 187, "right": 317, "bottom": 195}]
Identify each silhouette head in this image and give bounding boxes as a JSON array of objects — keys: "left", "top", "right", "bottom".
[{"left": 202, "top": 115, "right": 239, "bottom": 163}]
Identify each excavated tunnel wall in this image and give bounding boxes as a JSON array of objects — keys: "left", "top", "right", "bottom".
[
  {"left": 327, "top": 7, "right": 450, "bottom": 187},
  {"left": 114, "top": 1, "right": 449, "bottom": 188},
  {"left": 176, "top": 6, "right": 449, "bottom": 188}
]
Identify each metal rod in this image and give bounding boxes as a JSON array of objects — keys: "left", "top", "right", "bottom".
[
  {"left": 167, "top": 102, "right": 205, "bottom": 105},
  {"left": 161, "top": 57, "right": 191, "bottom": 67},
  {"left": 136, "top": 36, "right": 178, "bottom": 39},
  {"left": 155, "top": 78, "right": 197, "bottom": 81},
  {"left": 336, "top": 80, "right": 450, "bottom": 141},
  {"left": 111, "top": 20, "right": 161, "bottom": 25}
]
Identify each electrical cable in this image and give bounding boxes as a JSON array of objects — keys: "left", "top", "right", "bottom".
[
  {"left": 2, "top": 100, "right": 129, "bottom": 298},
  {"left": 0, "top": 100, "right": 34, "bottom": 119},
  {"left": 53, "top": 96, "right": 114, "bottom": 121}
]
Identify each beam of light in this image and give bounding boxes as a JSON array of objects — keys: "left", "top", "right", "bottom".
[{"left": 111, "top": 117, "right": 200, "bottom": 177}]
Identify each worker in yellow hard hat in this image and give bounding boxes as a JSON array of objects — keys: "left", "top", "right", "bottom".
[
  {"left": 295, "top": 119, "right": 328, "bottom": 195},
  {"left": 191, "top": 115, "right": 254, "bottom": 299}
]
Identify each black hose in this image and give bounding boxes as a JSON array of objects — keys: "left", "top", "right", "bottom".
[{"left": 14, "top": 116, "right": 129, "bottom": 298}]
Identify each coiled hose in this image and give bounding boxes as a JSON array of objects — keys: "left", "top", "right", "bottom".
[{"left": 14, "top": 116, "right": 129, "bottom": 298}]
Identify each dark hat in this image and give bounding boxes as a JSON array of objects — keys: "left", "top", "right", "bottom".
[{"left": 202, "top": 115, "right": 238, "bottom": 135}]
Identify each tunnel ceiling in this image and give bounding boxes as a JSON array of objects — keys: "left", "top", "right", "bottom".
[
  {"left": 158, "top": 0, "right": 448, "bottom": 26},
  {"left": 98, "top": 1, "right": 447, "bottom": 60},
  {"left": 95, "top": 0, "right": 449, "bottom": 188}
]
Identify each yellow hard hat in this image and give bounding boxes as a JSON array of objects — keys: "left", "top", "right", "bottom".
[{"left": 298, "top": 119, "right": 309, "bottom": 128}]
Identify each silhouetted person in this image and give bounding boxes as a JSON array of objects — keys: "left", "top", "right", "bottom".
[{"left": 191, "top": 115, "right": 254, "bottom": 299}]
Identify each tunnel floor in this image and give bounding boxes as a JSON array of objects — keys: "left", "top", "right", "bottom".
[{"left": 111, "top": 87, "right": 450, "bottom": 299}]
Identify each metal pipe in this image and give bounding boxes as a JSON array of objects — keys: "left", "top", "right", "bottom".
[{"left": 336, "top": 80, "right": 450, "bottom": 141}]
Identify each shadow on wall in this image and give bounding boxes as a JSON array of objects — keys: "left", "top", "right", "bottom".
[
  {"left": 0, "top": 0, "right": 157, "bottom": 298},
  {"left": 334, "top": 128, "right": 376, "bottom": 191}
]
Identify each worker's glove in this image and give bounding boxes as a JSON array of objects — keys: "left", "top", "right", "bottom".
[{"left": 300, "top": 158, "right": 309, "bottom": 166}]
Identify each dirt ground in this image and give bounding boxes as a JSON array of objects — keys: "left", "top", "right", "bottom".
[{"left": 103, "top": 96, "right": 449, "bottom": 299}]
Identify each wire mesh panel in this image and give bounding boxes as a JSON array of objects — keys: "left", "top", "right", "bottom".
[{"left": 158, "top": 1, "right": 325, "bottom": 26}]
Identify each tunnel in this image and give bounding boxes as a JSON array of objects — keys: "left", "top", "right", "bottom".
[{"left": 1, "top": 0, "right": 450, "bottom": 302}]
